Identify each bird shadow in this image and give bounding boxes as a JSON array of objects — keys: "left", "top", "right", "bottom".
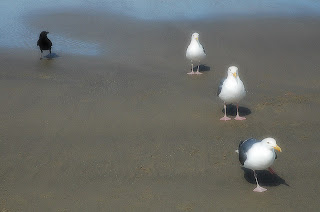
[
  {"left": 42, "top": 53, "right": 59, "bottom": 60},
  {"left": 192, "top": 65, "right": 210, "bottom": 72},
  {"left": 242, "top": 167, "right": 290, "bottom": 187},
  {"left": 222, "top": 104, "right": 251, "bottom": 116}
]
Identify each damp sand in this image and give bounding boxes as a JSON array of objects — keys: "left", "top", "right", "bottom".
[{"left": 0, "top": 12, "right": 320, "bottom": 211}]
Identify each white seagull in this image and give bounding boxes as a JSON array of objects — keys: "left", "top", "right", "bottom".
[
  {"left": 237, "top": 137, "right": 282, "bottom": 192},
  {"left": 217, "top": 66, "right": 246, "bottom": 121},
  {"left": 186, "top": 32, "right": 206, "bottom": 75}
]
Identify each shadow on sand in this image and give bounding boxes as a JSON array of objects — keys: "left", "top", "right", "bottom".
[
  {"left": 222, "top": 104, "right": 251, "bottom": 117},
  {"left": 192, "top": 65, "right": 210, "bottom": 72},
  {"left": 242, "top": 167, "right": 290, "bottom": 187}
]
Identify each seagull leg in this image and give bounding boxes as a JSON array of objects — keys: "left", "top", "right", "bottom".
[
  {"left": 220, "top": 103, "right": 231, "bottom": 121},
  {"left": 235, "top": 104, "right": 246, "bottom": 120},
  {"left": 253, "top": 171, "right": 267, "bottom": 192},
  {"left": 268, "top": 167, "right": 276, "bottom": 174},
  {"left": 40, "top": 50, "right": 43, "bottom": 60},
  {"left": 195, "top": 64, "right": 202, "bottom": 75},
  {"left": 187, "top": 63, "right": 195, "bottom": 75}
]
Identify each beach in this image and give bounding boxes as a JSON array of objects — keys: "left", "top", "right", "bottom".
[{"left": 1, "top": 2, "right": 320, "bottom": 211}]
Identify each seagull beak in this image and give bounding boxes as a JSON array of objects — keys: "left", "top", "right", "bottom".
[
  {"left": 233, "top": 73, "right": 237, "bottom": 78},
  {"left": 195, "top": 37, "right": 198, "bottom": 41},
  {"left": 273, "top": 145, "right": 282, "bottom": 152}
]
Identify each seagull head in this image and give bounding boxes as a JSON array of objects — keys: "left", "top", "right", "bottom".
[
  {"left": 261, "top": 137, "right": 282, "bottom": 152},
  {"left": 227, "top": 66, "right": 239, "bottom": 78},
  {"left": 191, "top": 32, "right": 200, "bottom": 41}
]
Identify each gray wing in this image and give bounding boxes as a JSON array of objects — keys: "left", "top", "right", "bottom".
[
  {"left": 217, "top": 78, "right": 226, "bottom": 96},
  {"left": 239, "top": 138, "right": 260, "bottom": 165}
]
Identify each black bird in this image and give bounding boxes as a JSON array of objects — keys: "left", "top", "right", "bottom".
[{"left": 37, "top": 31, "right": 52, "bottom": 59}]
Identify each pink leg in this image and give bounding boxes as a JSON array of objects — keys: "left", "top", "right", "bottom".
[
  {"left": 195, "top": 65, "right": 203, "bottom": 75},
  {"left": 220, "top": 103, "right": 231, "bottom": 121},
  {"left": 235, "top": 104, "right": 246, "bottom": 120},
  {"left": 187, "top": 63, "right": 195, "bottom": 75},
  {"left": 253, "top": 171, "right": 267, "bottom": 192},
  {"left": 268, "top": 167, "right": 276, "bottom": 174}
]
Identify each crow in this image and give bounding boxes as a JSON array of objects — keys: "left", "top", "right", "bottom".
[{"left": 37, "top": 31, "right": 52, "bottom": 59}]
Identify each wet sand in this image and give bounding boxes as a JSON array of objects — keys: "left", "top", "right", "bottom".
[{"left": 1, "top": 11, "right": 320, "bottom": 211}]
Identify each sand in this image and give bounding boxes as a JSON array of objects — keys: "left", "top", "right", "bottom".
[{"left": 1, "top": 10, "right": 320, "bottom": 211}]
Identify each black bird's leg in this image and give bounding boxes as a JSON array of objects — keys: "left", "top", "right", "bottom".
[{"left": 40, "top": 50, "right": 43, "bottom": 60}]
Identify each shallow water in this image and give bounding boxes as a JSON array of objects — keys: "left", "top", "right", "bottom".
[
  {"left": 1, "top": 0, "right": 320, "bottom": 55},
  {"left": 89, "top": 0, "right": 320, "bottom": 20},
  {"left": 0, "top": 0, "right": 101, "bottom": 55}
]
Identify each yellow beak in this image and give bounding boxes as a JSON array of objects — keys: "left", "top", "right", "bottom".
[
  {"left": 195, "top": 37, "right": 198, "bottom": 41},
  {"left": 233, "top": 73, "right": 237, "bottom": 78},
  {"left": 274, "top": 145, "right": 282, "bottom": 152}
]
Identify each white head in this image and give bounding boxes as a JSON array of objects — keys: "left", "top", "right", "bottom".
[
  {"left": 227, "top": 66, "right": 239, "bottom": 78},
  {"left": 261, "top": 137, "right": 282, "bottom": 152},
  {"left": 191, "top": 32, "right": 200, "bottom": 41}
]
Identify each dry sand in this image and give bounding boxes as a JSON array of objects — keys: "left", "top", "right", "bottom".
[{"left": 1, "top": 11, "right": 320, "bottom": 211}]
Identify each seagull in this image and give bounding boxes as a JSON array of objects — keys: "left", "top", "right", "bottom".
[
  {"left": 217, "top": 66, "right": 246, "bottom": 121},
  {"left": 237, "top": 137, "right": 282, "bottom": 192},
  {"left": 186, "top": 32, "right": 206, "bottom": 75},
  {"left": 37, "top": 31, "right": 52, "bottom": 59}
]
